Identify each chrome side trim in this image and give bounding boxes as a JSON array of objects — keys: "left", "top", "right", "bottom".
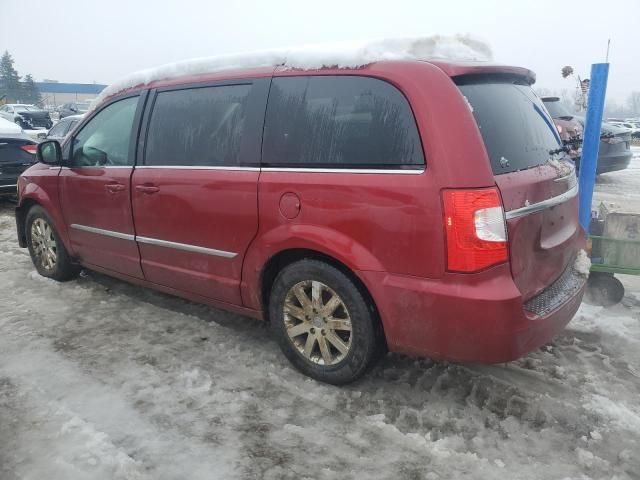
[
  {"left": 70, "top": 224, "right": 135, "bottom": 241},
  {"left": 0, "top": 184, "right": 17, "bottom": 188},
  {"left": 505, "top": 183, "right": 579, "bottom": 220},
  {"left": 70, "top": 223, "right": 238, "bottom": 258},
  {"left": 136, "top": 236, "right": 237, "bottom": 258},
  {"left": 261, "top": 167, "right": 425, "bottom": 175},
  {"left": 135, "top": 165, "right": 260, "bottom": 171},
  {"left": 58, "top": 166, "right": 133, "bottom": 170}
]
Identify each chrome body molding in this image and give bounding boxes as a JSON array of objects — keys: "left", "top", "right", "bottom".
[
  {"left": 70, "top": 224, "right": 237, "bottom": 258},
  {"left": 71, "top": 224, "right": 135, "bottom": 241},
  {"left": 59, "top": 165, "right": 424, "bottom": 174},
  {"left": 505, "top": 183, "right": 579, "bottom": 220},
  {"left": 135, "top": 165, "right": 260, "bottom": 171},
  {"left": 136, "top": 236, "right": 237, "bottom": 258},
  {"left": 0, "top": 184, "right": 17, "bottom": 188},
  {"left": 260, "top": 167, "right": 425, "bottom": 174},
  {"left": 60, "top": 165, "right": 133, "bottom": 169}
]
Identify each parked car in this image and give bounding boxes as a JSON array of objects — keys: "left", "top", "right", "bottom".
[
  {"left": 0, "top": 118, "right": 37, "bottom": 198},
  {"left": 16, "top": 57, "right": 586, "bottom": 384},
  {"left": 541, "top": 97, "right": 583, "bottom": 159},
  {"left": 46, "top": 114, "right": 84, "bottom": 142},
  {"left": 572, "top": 116, "right": 633, "bottom": 174},
  {"left": 0, "top": 104, "right": 53, "bottom": 130},
  {"left": 57, "top": 102, "right": 90, "bottom": 119},
  {"left": 608, "top": 121, "right": 640, "bottom": 138}
]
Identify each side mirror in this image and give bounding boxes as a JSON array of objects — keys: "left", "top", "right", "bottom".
[
  {"left": 37, "top": 140, "right": 62, "bottom": 165},
  {"left": 70, "top": 107, "right": 78, "bottom": 113}
]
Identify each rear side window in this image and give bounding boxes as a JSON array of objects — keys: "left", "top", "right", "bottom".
[
  {"left": 458, "top": 80, "right": 561, "bottom": 174},
  {"left": 145, "top": 84, "right": 251, "bottom": 167},
  {"left": 263, "top": 76, "right": 424, "bottom": 169}
]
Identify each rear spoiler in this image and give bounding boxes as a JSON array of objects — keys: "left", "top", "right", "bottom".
[{"left": 426, "top": 60, "right": 536, "bottom": 85}]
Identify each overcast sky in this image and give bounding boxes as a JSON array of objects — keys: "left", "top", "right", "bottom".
[{"left": 1, "top": 0, "right": 638, "bottom": 103}]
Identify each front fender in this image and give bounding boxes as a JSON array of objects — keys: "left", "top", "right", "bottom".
[
  {"left": 241, "top": 223, "right": 385, "bottom": 310},
  {"left": 17, "top": 176, "right": 72, "bottom": 254}
]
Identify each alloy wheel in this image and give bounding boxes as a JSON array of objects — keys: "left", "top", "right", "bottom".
[
  {"left": 30, "top": 218, "right": 57, "bottom": 271},
  {"left": 283, "top": 280, "right": 353, "bottom": 365}
]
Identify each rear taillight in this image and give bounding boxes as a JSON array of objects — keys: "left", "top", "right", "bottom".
[
  {"left": 442, "top": 187, "right": 508, "bottom": 273},
  {"left": 20, "top": 144, "right": 37, "bottom": 155}
]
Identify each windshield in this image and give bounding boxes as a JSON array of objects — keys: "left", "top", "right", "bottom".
[
  {"left": 542, "top": 99, "right": 574, "bottom": 119},
  {"left": 14, "top": 105, "right": 36, "bottom": 112},
  {"left": 74, "top": 103, "right": 90, "bottom": 112},
  {"left": 458, "top": 79, "right": 561, "bottom": 175}
]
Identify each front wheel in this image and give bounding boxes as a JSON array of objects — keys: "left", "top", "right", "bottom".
[
  {"left": 25, "top": 206, "right": 80, "bottom": 281},
  {"left": 269, "top": 259, "right": 382, "bottom": 385}
]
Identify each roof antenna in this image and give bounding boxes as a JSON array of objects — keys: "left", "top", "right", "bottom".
[{"left": 606, "top": 38, "right": 611, "bottom": 62}]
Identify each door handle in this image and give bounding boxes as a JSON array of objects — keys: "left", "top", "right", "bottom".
[
  {"left": 105, "top": 183, "right": 126, "bottom": 193},
  {"left": 135, "top": 184, "right": 160, "bottom": 194}
]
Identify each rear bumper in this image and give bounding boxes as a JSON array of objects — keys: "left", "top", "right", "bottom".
[
  {"left": 359, "top": 263, "right": 586, "bottom": 363},
  {"left": 597, "top": 150, "right": 632, "bottom": 174}
]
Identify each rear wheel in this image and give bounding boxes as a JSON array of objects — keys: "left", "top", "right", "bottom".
[
  {"left": 25, "top": 206, "right": 80, "bottom": 281},
  {"left": 269, "top": 259, "right": 381, "bottom": 384}
]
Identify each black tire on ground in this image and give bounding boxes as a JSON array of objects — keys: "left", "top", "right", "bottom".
[
  {"left": 269, "top": 259, "right": 383, "bottom": 385},
  {"left": 25, "top": 205, "right": 80, "bottom": 281},
  {"left": 585, "top": 272, "right": 625, "bottom": 307}
]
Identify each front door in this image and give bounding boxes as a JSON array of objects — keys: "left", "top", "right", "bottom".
[
  {"left": 132, "top": 79, "right": 269, "bottom": 304},
  {"left": 59, "top": 94, "right": 145, "bottom": 278}
]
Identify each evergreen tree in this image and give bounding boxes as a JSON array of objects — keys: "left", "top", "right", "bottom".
[
  {"left": 22, "top": 74, "right": 42, "bottom": 105},
  {"left": 0, "top": 51, "right": 22, "bottom": 102}
]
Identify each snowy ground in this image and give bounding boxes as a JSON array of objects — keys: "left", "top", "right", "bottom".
[{"left": 1, "top": 152, "right": 640, "bottom": 479}]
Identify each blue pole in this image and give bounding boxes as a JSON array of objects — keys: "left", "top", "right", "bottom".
[{"left": 578, "top": 63, "right": 610, "bottom": 231}]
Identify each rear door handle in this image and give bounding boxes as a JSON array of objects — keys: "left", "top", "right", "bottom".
[
  {"left": 105, "top": 183, "right": 126, "bottom": 193},
  {"left": 135, "top": 184, "right": 160, "bottom": 194}
]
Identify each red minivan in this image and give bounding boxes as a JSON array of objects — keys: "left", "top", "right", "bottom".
[{"left": 16, "top": 58, "right": 586, "bottom": 384}]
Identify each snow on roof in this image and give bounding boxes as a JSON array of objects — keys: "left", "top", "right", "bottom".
[
  {"left": 92, "top": 35, "right": 492, "bottom": 109},
  {"left": 0, "top": 117, "right": 23, "bottom": 135}
]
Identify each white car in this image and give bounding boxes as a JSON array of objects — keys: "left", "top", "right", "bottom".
[{"left": 608, "top": 121, "right": 639, "bottom": 135}]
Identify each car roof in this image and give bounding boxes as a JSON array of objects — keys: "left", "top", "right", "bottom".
[
  {"left": 92, "top": 37, "right": 533, "bottom": 108},
  {"left": 61, "top": 114, "right": 85, "bottom": 121}
]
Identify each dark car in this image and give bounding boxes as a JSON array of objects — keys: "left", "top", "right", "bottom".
[
  {"left": 573, "top": 116, "right": 633, "bottom": 174},
  {"left": 46, "top": 114, "right": 84, "bottom": 142},
  {"left": 58, "top": 102, "right": 90, "bottom": 119},
  {"left": 541, "top": 97, "right": 583, "bottom": 160},
  {"left": 0, "top": 118, "right": 37, "bottom": 197},
  {"left": 0, "top": 104, "right": 53, "bottom": 130}
]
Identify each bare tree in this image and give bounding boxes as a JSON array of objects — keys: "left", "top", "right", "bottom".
[{"left": 627, "top": 91, "right": 640, "bottom": 117}]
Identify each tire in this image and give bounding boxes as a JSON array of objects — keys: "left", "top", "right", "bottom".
[
  {"left": 269, "top": 259, "right": 382, "bottom": 385},
  {"left": 585, "top": 272, "right": 624, "bottom": 306},
  {"left": 25, "top": 205, "right": 80, "bottom": 281}
]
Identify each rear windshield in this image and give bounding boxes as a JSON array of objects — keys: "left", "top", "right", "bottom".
[{"left": 458, "top": 79, "right": 561, "bottom": 174}]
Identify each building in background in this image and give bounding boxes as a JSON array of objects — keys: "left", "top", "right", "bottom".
[{"left": 35, "top": 81, "right": 107, "bottom": 107}]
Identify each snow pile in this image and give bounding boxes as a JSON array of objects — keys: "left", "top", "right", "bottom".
[
  {"left": 574, "top": 249, "right": 591, "bottom": 276},
  {"left": 92, "top": 34, "right": 492, "bottom": 108}
]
